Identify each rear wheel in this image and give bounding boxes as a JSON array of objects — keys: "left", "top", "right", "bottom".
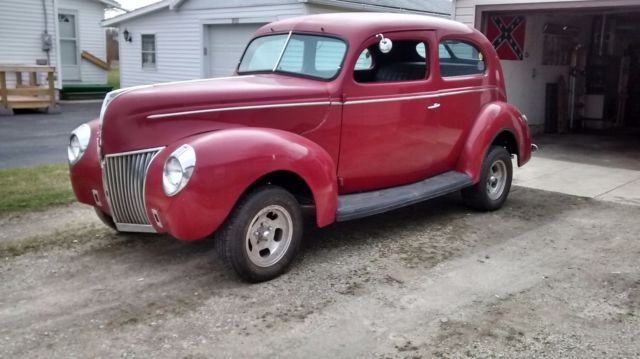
[
  {"left": 215, "top": 186, "right": 303, "bottom": 282},
  {"left": 462, "top": 146, "right": 512, "bottom": 211}
]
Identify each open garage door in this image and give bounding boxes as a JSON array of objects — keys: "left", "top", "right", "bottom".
[
  {"left": 463, "top": 1, "right": 640, "bottom": 135},
  {"left": 206, "top": 23, "right": 264, "bottom": 78}
]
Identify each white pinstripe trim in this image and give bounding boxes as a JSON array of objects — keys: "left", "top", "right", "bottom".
[
  {"left": 146, "top": 86, "right": 498, "bottom": 119},
  {"left": 343, "top": 87, "right": 497, "bottom": 105},
  {"left": 147, "top": 101, "right": 336, "bottom": 119}
]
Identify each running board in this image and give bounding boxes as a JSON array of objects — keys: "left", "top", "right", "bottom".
[{"left": 336, "top": 171, "right": 473, "bottom": 222}]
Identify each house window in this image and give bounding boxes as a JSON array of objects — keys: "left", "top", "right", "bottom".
[{"left": 141, "top": 34, "right": 156, "bottom": 69}]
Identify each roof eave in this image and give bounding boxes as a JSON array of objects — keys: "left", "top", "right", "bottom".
[
  {"left": 302, "top": 0, "right": 450, "bottom": 16},
  {"left": 99, "top": 0, "right": 121, "bottom": 8},
  {"left": 101, "top": 0, "right": 171, "bottom": 27}
]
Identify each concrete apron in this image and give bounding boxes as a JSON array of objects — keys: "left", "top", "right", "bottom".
[{"left": 513, "top": 157, "right": 640, "bottom": 206}]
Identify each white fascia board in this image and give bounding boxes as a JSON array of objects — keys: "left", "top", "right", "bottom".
[{"left": 101, "top": 0, "right": 171, "bottom": 26}]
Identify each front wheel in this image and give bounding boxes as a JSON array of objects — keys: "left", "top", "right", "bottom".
[
  {"left": 462, "top": 146, "right": 513, "bottom": 211},
  {"left": 215, "top": 186, "right": 303, "bottom": 282}
]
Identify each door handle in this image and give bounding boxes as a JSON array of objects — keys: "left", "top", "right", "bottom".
[{"left": 427, "top": 103, "right": 441, "bottom": 110}]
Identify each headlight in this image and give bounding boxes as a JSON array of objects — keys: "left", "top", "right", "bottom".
[
  {"left": 67, "top": 124, "right": 91, "bottom": 165},
  {"left": 162, "top": 145, "right": 196, "bottom": 196}
]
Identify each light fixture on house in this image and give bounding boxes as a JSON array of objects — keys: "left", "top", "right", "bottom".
[{"left": 123, "top": 28, "right": 132, "bottom": 43}]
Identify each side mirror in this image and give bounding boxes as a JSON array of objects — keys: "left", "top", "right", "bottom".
[{"left": 377, "top": 34, "right": 393, "bottom": 54}]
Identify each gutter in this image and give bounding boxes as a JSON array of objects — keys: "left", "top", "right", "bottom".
[
  {"left": 53, "top": 0, "right": 63, "bottom": 89},
  {"left": 301, "top": 0, "right": 451, "bottom": 17},
  {"left": 451, "top": 0, "right": 457, "bottom": 20}
]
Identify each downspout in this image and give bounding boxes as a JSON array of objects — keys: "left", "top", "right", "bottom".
[
  {"left": 451, "top": 0, "right": 456, "bottom": 20},
  {"left": 42, "top": 0, "right": 51, "bottom": 65},
  {"left": 53, "top": 0, "right": 63, "bottom": 88}
]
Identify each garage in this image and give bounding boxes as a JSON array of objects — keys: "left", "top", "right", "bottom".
[
  {"left": 452, "top": 0, "right": 640, "bottom": 136},
  {"left": 205, "top": 23, "right": 265, "bottom": 78}
]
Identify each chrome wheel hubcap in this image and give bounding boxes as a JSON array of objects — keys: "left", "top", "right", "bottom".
[
  {"left": 245, "top": 205, "right": 293, "bottom": 268},
  {"left": 486, "top": 160, "right": 507, "bottom": 200}
]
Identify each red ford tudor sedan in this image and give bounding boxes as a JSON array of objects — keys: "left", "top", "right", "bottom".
[{"left": 68, "top": 13, "right": 534, "bottom": 282}]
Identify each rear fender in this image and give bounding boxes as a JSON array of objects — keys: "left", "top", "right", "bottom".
[
  {"left": 456, "top": 102, "right": 532, "bottom": 183},
  {"left": 145, "top": 128, "right": 338, "bottom": 241}
]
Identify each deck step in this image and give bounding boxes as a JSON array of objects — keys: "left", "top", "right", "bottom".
[{"left": 336, "top": 171, "right": 473, "bottom": 222}]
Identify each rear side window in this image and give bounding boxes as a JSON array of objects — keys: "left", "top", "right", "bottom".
[{"left": 439, "top": 40, "right": 486, "bottom": 77}]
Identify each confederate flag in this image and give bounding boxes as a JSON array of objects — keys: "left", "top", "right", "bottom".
[{"left": 485, "top": 16, "right": 526, "bottom": 60}]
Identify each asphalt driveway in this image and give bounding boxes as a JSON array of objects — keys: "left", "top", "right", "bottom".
[{"left": 0, "top": 102, "right": 100, "bottom": 169}]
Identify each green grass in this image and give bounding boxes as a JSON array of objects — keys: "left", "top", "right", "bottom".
[
  {"left": 107, "top": 68, "right": 120, "bottom": 89},
  {"left": 0, "top": 164, "right": 75, "bottom": 216}
]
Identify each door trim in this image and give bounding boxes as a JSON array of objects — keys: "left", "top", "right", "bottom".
[{"left": 58, "top": 8, "right": 81, "bottom": 82}]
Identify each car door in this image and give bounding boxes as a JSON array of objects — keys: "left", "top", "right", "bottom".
[
  {"left": 338, "top": 31, "right": 446, "bottom": 193},
  {"left": 435, "top": 38, "right": 497, "bottom": 169}
]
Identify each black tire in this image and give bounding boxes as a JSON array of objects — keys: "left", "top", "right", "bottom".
[
  {"left": 215, "top": 186, "right": 303, "bottom": 283},
  {"left": 94, "top": 207, "right": 118, "bottom": 231},
  {"left": 462, "top": 146, "right": 512, "bottom": 211}
]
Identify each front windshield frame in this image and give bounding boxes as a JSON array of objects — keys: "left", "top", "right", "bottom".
[{"left": 237, "top": 32, "right": 349, "bottom": 82}]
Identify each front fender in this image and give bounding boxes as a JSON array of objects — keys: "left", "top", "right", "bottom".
[
  {"left": 145, "top": 128, "right": 338, "bottom": 241},
  {"left": 68, "top": 119, "right": 111, "bottom": 214},
  {"left": 456, "top": 102, "right": 532, "bottom": 183}
]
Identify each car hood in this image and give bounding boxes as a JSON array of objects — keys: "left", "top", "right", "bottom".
[{"left": 101, "top": 74, "right": 335, "bottom": 154}]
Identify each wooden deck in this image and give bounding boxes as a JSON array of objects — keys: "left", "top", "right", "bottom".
[{"left": 0, "top": 65, "right": 57, "bottom": 114}]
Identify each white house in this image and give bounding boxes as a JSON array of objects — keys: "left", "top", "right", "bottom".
[
  {"left": 452, "top": 0, "right": 640, "bottom": 133},
  {"left": 102, "top": 0, "right": 451, "bottom": 88},
  {"left": 0, "top": 0, "right": 119, "bottom": 89}
]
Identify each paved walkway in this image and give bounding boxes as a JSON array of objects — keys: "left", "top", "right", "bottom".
[
  {"left": 514, "top": 156, "right": 640, "bottom": 206},
  {"left": 514, "top": 133, "right": 640, "bottom": 206},
  {"left": 0, "top": 102, "right": 101, "bottom": 169}
]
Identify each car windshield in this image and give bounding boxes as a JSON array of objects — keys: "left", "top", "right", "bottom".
[{"left": 238, "top": 33, "right": 347, "bottom": 80}]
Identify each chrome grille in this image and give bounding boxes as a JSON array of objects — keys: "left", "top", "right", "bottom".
[{"left": 103, "top": 148, "right": 162, "bottom": 225}]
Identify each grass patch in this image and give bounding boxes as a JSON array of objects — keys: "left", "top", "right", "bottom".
[
  {"left": 107, "top": 68, "right": 120, "bottom": 89},
  {"left": 0, "top": 163, "right": 75, "bottom": 215}
]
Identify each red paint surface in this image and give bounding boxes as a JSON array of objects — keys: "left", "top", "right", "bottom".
[{"left": 69, "top": 13, "right": 532, "bottom": 241}]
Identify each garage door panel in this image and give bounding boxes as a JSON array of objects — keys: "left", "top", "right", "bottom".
[{"left": 208, "top": 24, "right": 264, "bottom": 78}]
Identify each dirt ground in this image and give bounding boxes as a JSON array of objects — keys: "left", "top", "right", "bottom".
[{"left": 1, "top": 186, "right": 639, "bottom": 358}]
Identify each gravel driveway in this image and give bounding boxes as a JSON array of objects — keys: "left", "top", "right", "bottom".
[{"left": 1, "top": 187, "right": 638, "bottom": 358}]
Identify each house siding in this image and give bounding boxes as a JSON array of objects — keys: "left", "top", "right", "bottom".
[
  {"left": 59, "top": 0, "right": 108, "bottom": 84},
  {"left": 0, "top": 0, "right": 59, "bottom": 87},
  {"left": 114, "top": 0, "right": 451, "bottom": 87},
  {"left": 0, "top": 0, "right": 108, "bottom": 88},
  {"left": 117, "top": 2, "right": 308, "bottom": 88}
]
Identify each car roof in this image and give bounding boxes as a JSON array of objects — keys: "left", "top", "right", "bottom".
[{"left": 256, "top": 12, "right": 474, "bottom": 40}]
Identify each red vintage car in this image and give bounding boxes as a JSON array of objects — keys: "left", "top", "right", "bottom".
[{"left": 68, "top": 13, "right": 533, "bottom": 282}]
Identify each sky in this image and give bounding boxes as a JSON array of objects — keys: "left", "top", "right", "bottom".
[
  {"left": 118, "top": 0, "right": 161, "bottom": 11},
  {"left": 106, "top": 0, "right": 162, "bottom": 18}
]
